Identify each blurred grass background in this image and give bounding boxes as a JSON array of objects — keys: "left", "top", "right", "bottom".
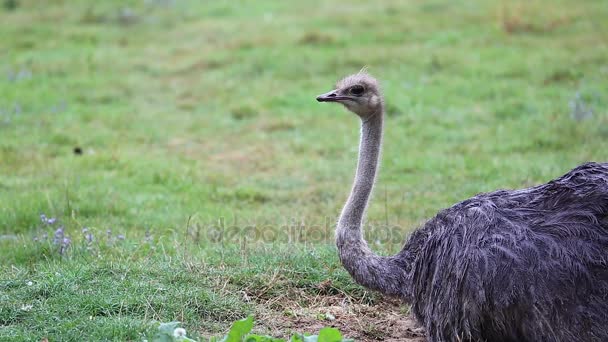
[{"left": 0, "top": 0, "right": 607, "bottom": 340}]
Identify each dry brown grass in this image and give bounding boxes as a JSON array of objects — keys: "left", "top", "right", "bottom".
[{"left": 255, "top": 293, "right": 425, "bottom": 341}]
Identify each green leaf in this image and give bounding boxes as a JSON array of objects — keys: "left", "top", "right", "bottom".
[
  {"left": 317, "top": 328, "right": 342, "bottom": 342},
  {"left": 290, "top": 334, "right": 304, "bottom": 342},
  {"left": 153, "top": 333, "right": 174, "bottom": 342},
  {"left": 244, "top": 334, "right": 285, "bottom": 342},
  {"left": 158, "top": 321, "right": 181, "bottom": 335},
  {"left": 223, "top": 315, "right": 254, "bottom": 342},
  {"left": 153, "top": 322, "right": 182, "bottom": 342},
  {"left": 177, "top": 337, "right": 198, "bottom": 342},
  {"left": 302, "top": 335, "right": 318, "bottom": 342}
]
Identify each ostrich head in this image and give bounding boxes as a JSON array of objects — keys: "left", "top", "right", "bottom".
[{"left": 316, "top": 72, "right": 384, "bottom": 119}]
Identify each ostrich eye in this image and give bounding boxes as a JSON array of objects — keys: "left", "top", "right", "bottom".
[{"left": 350, "top": 85, "right": 365, "bottom": 96}]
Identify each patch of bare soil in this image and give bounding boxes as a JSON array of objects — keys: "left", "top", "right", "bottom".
[{"left": 255, "top": 295, "right": 426, "bottom": 341}]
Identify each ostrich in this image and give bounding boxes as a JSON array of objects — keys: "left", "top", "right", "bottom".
[{"left": 316, "top": 72, "right": 608, "bottom": 341}]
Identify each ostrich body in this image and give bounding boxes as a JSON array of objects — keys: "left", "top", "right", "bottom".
[{"left": 316, "top": 72, "right": 608, "bottom": 341}]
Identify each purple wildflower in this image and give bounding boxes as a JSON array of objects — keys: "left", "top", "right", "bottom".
[
  {"left": 82, "top": 228, "right": 94, "bottom": 245},
  {"left": 59, "top": 236, "right": 71, "bottom": 255},
  {"left": 53, "top": 227, "right": 64, "bottom": 245},
  {"left": 117, "top": 234, "right": 125, "bottom": 241},
  {"left": 40, "top": 214, "right": 57, "bottom": 225}
]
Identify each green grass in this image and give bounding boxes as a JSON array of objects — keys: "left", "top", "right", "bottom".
[{"left": 1, "top": 0, "right": 607, "bottom": 340}]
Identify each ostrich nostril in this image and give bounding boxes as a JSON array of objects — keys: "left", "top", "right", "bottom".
[{"left": 316, "top": 92, "right": 338, "bottom": 102}]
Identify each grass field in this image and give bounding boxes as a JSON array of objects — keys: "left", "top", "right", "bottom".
[{"left": 1, "top": 0, "right": 607, "bottom": 340}]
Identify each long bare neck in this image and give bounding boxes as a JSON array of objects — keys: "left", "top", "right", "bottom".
[
  {"left": 336, "top": 106, "right": 408, "bottom": 297},
  {"left": 337, "top": 112, "right": 383, "bottom": 239}
]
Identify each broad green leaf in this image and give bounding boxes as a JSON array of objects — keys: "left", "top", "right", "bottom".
[
  {"left": 317, "top": 327, "right": 342, "bottom": 342},
  {"left": 176, "top": 337, "right": 198, "bottom": 342},
  {"left": 245, "top": 334, "right": 285, "bottom": 342},
  {"left": 290, "top": 334, "right": 304, "bottom": 342},
  {"left": 223, "top": 315, "right": 254, "bottom": 342}
]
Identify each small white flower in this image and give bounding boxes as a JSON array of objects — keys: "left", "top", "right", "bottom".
[
  {"left": 173, "top": 327, "right": 187, "bottom": 338},
  {"left": 26, "top": 281, "right": 33, "bottom": 286}
]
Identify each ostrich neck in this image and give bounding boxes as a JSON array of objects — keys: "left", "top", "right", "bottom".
[
  {"left": 337, "top": 111, "right": 383, "bottom": 238},
  {"left": 335, "top": 106, "right": 407, "bottom": 298},
  {"left": 336, "top": 108, "right": 409, "bottom": 298}
]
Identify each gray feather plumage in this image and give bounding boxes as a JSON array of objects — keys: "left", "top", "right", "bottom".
[{"left": 403, "top": 162, "right": 608, "bottom": 341}]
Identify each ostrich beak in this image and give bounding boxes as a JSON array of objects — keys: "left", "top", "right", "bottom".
[{"left": 316, "top": 90, "right": 349, "bottom": 102}]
